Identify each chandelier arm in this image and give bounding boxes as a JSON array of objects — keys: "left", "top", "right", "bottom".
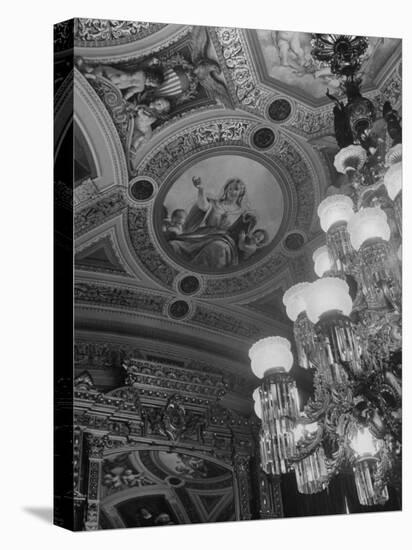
[{"left": 289, "top": 425, "right": 325, "bottom": 463}]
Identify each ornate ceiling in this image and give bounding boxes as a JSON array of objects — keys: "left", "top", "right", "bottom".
[{"left": 55, "top": 19, "right": 401, "bottom": 407}]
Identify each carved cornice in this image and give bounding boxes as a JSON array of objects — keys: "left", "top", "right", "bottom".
[
  {"left": 192, "top": 305, "right": 261, "bottom": 339},
  {"left": 124, "top": 359, "right": 229, "bottom": 401},
  {"left": 74, "top": 282, "right": 270, "bottom": 342},
  {"left": 74, "top": 338, "right": 255, "bottom": 398}
]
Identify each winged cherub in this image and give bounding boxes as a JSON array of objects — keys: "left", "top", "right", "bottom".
[{"left": 142, "top": 27, "right": 233, "bottom": 108}]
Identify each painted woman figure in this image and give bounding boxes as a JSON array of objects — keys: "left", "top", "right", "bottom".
[{"left": 167, "top": 176, "right": 257, "bottom": 269}]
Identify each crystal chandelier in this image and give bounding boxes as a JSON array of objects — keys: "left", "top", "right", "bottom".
[{"left": 250, "top": 35, "right": 402, "bottom": 509}]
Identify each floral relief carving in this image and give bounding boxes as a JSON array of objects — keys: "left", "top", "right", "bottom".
[
  {"left": 75, "top": 191, "right": 127, "bottom": 237},
  {"left": 74, "top": 19, "right": 166, "bottom": 46},
  {"left": 128, "top": 207, "right": 178, "bottom": 286},
  {"left": 215, "top": 28, "right": 268, "bottom": 111},
  {"left": 139, "top": 120, "right": 250, "bottom": 180},
  {"left": 74, "top": 282, "right": 166, "bottom": 313}
]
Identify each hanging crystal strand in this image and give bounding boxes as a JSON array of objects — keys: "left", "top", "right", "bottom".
[
  {"left": 327, "top": 222, "right": 356, "bottom": 275},
  {"left": 348, "top": 207, "right": 401, "bottom": 311},
  {"left": 294, "top": 446, "right": 328, "bottom": 494},
  {"left": 317, "top": 312, "right": 362, "bottom": 378},
  {"left": 353, "top": 458, "right": 389, "bottom": 506},
  {"left": 317, "top": 195, "right": 355, "bottom": 275},
  {"left": 258, "top": 375, "right": 299, "bottom": 474},
  {"left": 358, "top": 240, "right": 399, "bottom": 309}
]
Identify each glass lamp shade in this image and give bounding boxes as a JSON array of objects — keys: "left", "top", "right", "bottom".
[
  {"left": 317, "top": 194, "right": 354, "bottom": 233},
  {"left": 347, "top": 207, "right": 391, "bottom": 251},
  {"left": 349, "top": 426, "right": 378, "bottom": 458},
  {"left": 249, "top": 336, "right": 293, "bottom": 378},
  {"left": 283, "top": 282, "right": 310, "bottom": 322},
  {"left": 313, "top": 246, "right": 333, "bottom": 277},
  {"left": 305, "top": 277, "right": 352, "bottom": 323},
  {"left": 385, "top": 143, "right": 402, "bottom": 166},
  {"left": 384, "top": 162, "right": 402, "bottom": 200},
  {"left": 333, "top": 144, "right": 367, "bottom": 174}
]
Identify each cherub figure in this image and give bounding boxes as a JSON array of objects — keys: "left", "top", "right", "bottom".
[
  {"left": 238, "top": 228, "right": 269, "bottom": 260},
  {"left": 121, "top": 468, "right": 143, "bottom": 487},
  {"left": 103, "top": 471, "right": 122, "bottom": 490},
  {"left": 78, "top": 58, "right": 164, "bottom": 99},
  {"left": 162, "top": 209, "right": 187, "bottom": 240},
  {"left": 130, "top": 98, "right": 171, "bottom": 151}
]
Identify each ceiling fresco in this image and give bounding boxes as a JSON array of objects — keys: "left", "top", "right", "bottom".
[
  {"left": 59, "top": 19, "right": 402, "bottom": 387},
  {"left": 249, "top": 30, "right": 401, "bottom": 105},
  {"left": 160, "top": 154, "right": 284, "bottom": 273},
  {"left": 99, "top": 449, "right": 235, "bottom": 528}
]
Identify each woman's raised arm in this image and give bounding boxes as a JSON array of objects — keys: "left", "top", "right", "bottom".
[{"left": 192, "top": 177, "right": 209, "bottom": 211}]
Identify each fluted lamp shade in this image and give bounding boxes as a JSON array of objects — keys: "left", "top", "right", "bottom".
[
  {"left": 249, "top": 336, "right": 293, "bottom": 378},
  {"left": 317, "top": 194, "right": 354, "bottom": 233},
  {"left": 347, "top": 207, "right": 391, "bottom": 251},
  {"left": 384, "top": 162, "right": 402, "bottom": 200},
  {"left": 313, "top": 246, "right": 333, "bottom": 277},
  {"left": 305, "top": 277, "right": 352, "bottom": 323},
  {"left": 283, "top": 282, "right": 310, "bottom": 322}
]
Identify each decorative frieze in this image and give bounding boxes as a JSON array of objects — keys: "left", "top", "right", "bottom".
[
  {"left": 215, "top": 27, "right": 268, "bottom": 112},
  {"left": 75, "top": 282, "right": 166, "bottom": 313},
  {"left": 75, "top": 191, "right": 127, "bottom": 237},
  {"left": 74, "top": 19, "right": 165, "bottom": 46},
  {"left": 128, "top": 207, "right": 178, "bottom": 286},
  {"left": 124, "top": 359, "right": 228, "bottom": 401},
  {"left": 140, "top": 120, "right": 251, "bottom": 180}
]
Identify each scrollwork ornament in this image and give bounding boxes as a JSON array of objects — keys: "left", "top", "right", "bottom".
[{"left": 74, "top": 19, "right": 165, "bottom": 46}]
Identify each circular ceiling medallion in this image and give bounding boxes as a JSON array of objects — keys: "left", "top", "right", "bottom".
[
  {"left": 179, "top": 275, "right": 200, "bottom": 295},
  {"left": 168, "top": 299, "right": 190, "bottom": 319},
  {"left": 130, "top": 178, "right": 155, "bottom": 201},
  {"left": 156, "top": 154, "right": 286, "bottom": 275},
  {"left": 268, "top": 98, "right": 292, "bottom": 122},
  {"left": 252, "top": 127, "right": 275, "bottom": 149},
  {"left": 283, "top": 231, "right": 305, "bottom": 251}
]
